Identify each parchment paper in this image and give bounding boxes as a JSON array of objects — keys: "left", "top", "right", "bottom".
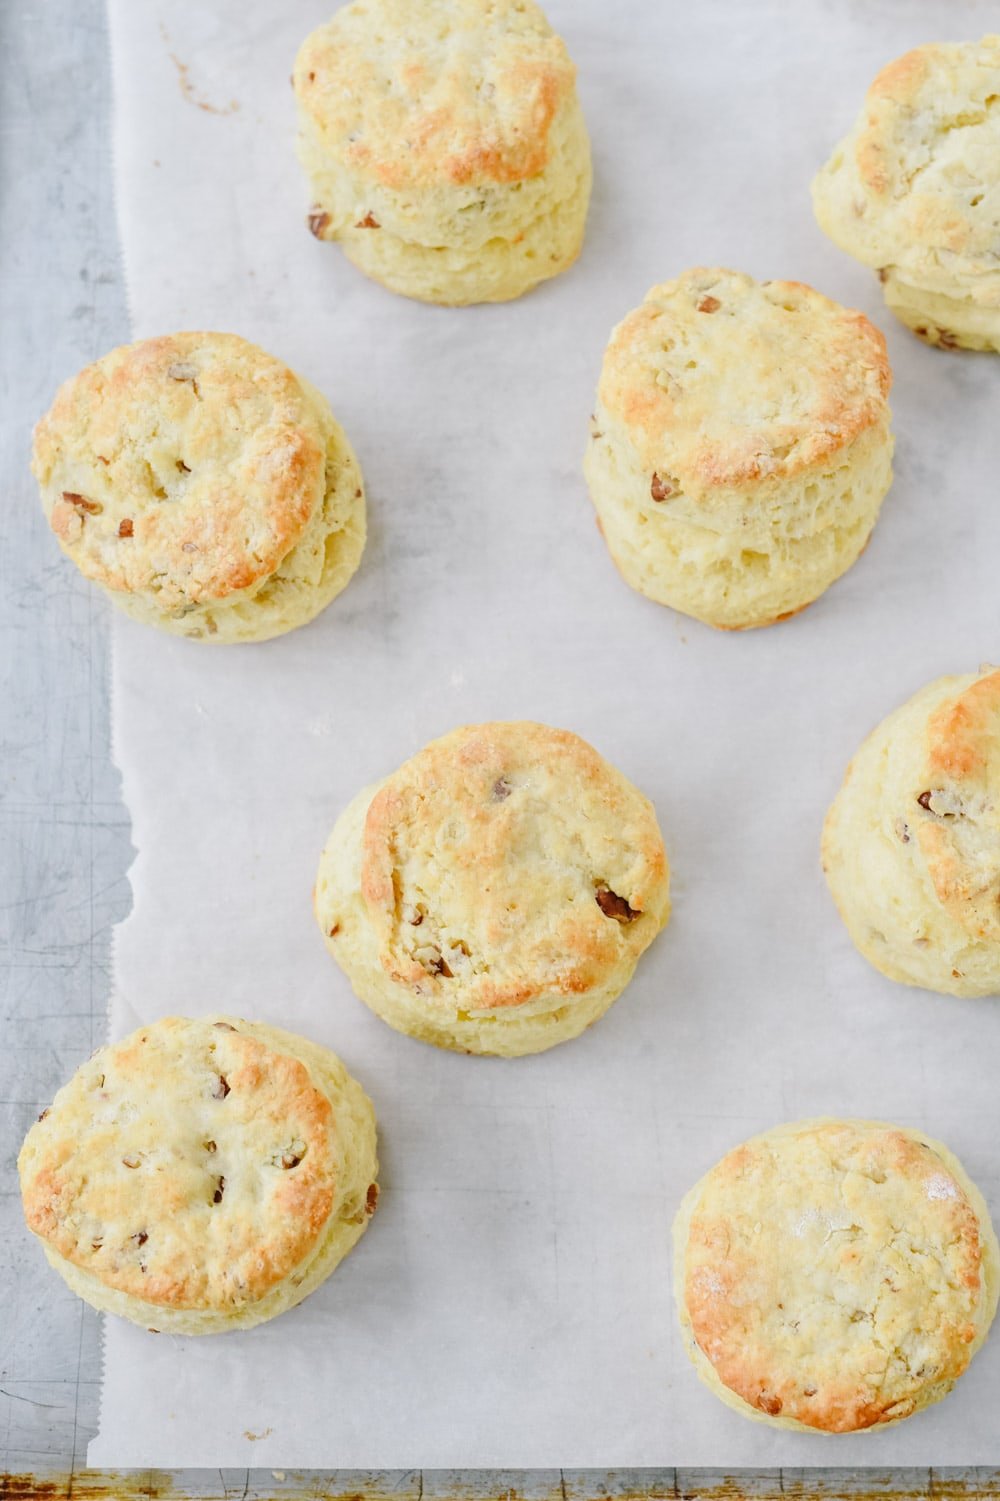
[{"left": 93, "top": 0, "right": 1000, "bottom": 1467}]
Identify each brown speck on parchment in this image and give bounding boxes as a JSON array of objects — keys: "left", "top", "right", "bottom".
[{"left": 160, "top": 24, "right": 239, "bottom": 115}]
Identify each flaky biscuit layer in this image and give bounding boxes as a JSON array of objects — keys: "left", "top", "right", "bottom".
[
  {"left": 32, "top": 334, "right": 366, "bottom": 642},
  {"left": 584, "top": 269, "right": 893, "bottom": 629},
  {"left": 315, "top": 722, "right": 670, "bottom": 1055},
  {"left": 674, "top": 1118, "right": 999, "bottom": 1433},
  {"left": 19, "top": 1017, "right": 378, "bottom": 1334},
  {"left": 293, "top": 0, "right": 591, "bottom": 304},
  {"left": 824, "top": 668, "right": 1000, "bottom": 996},
  {"left": 813, "top": 36, "right": 1000, "bottom": 351}
]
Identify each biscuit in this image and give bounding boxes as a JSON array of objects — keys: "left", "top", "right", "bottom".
[
  {"left": 823, "top": 667, "right": 1000, "bottom": 997},
  {"left": 583, "top": 269, "right": 894, "bottom": 630},
  {"left": 812, "top": 37, "right": 1000, "bottom": 352},
  {"left": 673, "top": 1118, "right": 1000, "bottom": 1433},
  {"left": 293, "top": 0, "right": 591, "bottom": 305},
  {"left": 18, "top": 1016, "right": 378, "bottom": 1335},
  {"left": 315, "top": 722, "right": 670, "bottom": 1055},
  {"left": 31, "top": 333, "right": 366, "bottom": 642}
]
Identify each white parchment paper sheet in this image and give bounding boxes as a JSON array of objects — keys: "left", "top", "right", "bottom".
[{"left": 93, "top": 0, "right": 1000, "bottom": 1467}]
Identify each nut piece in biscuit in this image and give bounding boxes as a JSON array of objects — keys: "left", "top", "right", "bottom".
[
  {"left": 18, "top": 1016, "right": 379, "bottom": 1334},
  {"left": 673, "top": 1118, "right": 999, "bottom": 1432},
  {"left": 31, "top": 332, "right": 366, "bottom": 642},
  {"left": 823, "top": 666, "right": 1000, "bottom": 996},
  {"left": 584, "top": 269, "right": 894, "bottom": 631},
  {"left": 292, "top": 0, "right": 592, "bottom": 305},
  {"left": 315, "top": 721, "right": 670, "bottom": 1055},
  {"left": 812, "top": 36, "right": 1000, "bottom": 351}
]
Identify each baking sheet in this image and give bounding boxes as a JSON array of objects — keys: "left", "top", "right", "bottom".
[{"left": 92, "top": 0, "right": 1000, "bottom": 1467}]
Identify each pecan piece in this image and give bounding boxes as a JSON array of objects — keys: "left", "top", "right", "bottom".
[
  {"left": 696, "top": 294, "right": 721, "bottom": 313},
  {"left": 118, "top": 519, "right": 134, "bottom": 538},
  {"left": 355, "top": 212, "right": 380, "bottom": 229},
  {"left": 492, "top": 776, "right": 512, "bottom": 802},
  {"left": 650, "top": 473, "right": 674, "bottom": 502},
  {"left": 366, "top": 1182, "right": 379, "bottom": 1215},
  {"left": 62, "top": 491, "right": 102, "bottom": 514},
  {"left": 213, "top": 1177, "right": 226, "bottom": 1204},
  {"left": 596, "top": 886, "right": 639, "bottom": 923},
  {"left": 308, "top": 207, "right": 331, "bottom": 238},
  {"left": 916, "top": 790, "right": 933, "bottom": 811},
  {"left": 212, "top": 1074, "right": 231, "bottom": 1100}
]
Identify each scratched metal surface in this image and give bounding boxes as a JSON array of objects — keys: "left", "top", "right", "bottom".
[
  {"left": 2, "top": 2, "right": 1000, "bottom": 1497},
  {"left": 0, "top": 0, "right": 132, "bottom": 1478}
]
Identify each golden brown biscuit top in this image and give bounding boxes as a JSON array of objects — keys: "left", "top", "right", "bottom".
[
  {"left": 294, "top": 0, "right": 577, "bottom": 189},
  {"left": 682, "top": 1120, "right": 987, "bottom": 1432},
  {"left": 359, "top": 722, "right": 669, "bottom": 1011},
  {"left": 19, "top": 1018, "right": 339, "bottom": 1312},
  {"left": 913, "top": 669, "right": 1000, "bottom": 942},
  {"left": 823, "top": 36, "right": 1000, "bottom": 279},
  {"left": 596, "top": 269, "right": 891, "bottom": 493},
  {"left": 32, "top": 333, "right": 328, "bottom": 608}
]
